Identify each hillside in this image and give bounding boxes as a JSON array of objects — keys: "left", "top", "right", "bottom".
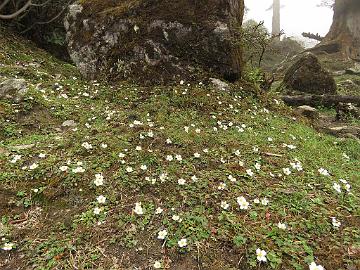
[{"left": 0, "top": 28, "right": 359, "bottom": 270}]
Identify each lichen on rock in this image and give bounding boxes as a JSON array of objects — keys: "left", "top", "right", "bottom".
[{"left": 65, "top": 0, "right": 244, "bottom": 84}]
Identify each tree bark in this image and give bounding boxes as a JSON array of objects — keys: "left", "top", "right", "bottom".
[{"left": 315, "top": 0, "right": 360, "bottom": 60}]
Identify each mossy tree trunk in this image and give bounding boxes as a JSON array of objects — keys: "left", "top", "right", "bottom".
[{"left": 318, "top": 0, "right": 360, "bottom": 60}]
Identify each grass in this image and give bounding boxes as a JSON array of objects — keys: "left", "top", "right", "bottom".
[{"left": 0, "top": 27, "right": 360, "bottom": 270}]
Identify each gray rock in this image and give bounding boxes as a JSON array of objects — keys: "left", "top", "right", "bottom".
[
  {"left": 0, "top": 78, "right": 28, "bottom": 102},
  {"left": 282, "top": 53, "right": 337, "bottom": 95},
  {"left": 295, "top": 105, "right": 319, "bottom": 119},
  {"left": 210, "top": 78, "right": 230, "bottom": 92},
  {"left": 64, "top": 0, "right": 244, "bottom": 84},
  {"left": 62, "top": 120, "right": 77, "bottom": 128}
]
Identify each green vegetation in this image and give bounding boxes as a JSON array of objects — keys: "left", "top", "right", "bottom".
[{"left": 0, "top": 27, "right": 359, "bottom": 270}]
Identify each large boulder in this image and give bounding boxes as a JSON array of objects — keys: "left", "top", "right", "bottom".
[
  {"left": 64, "top": 0, "right": 244, "bottom": 84},
  {"left": 282, "top": 53, "right": 337, "bottom": 95}
]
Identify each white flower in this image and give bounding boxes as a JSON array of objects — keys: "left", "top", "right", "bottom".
[
  {"left": 283, "top": 168, "right": 291, "bottom": 176},
  {"left": 153, "top": 261, "right": 162, "bottom": 269},
  {"left": 255, "top": 163, "right": 261, "bottom": 170},
  {"left": 253, "top": 198, "right": 260, "bottom": 204},
  {"left": 246, "top": 169, "right": 254, "bottom": 177},
  {"left": 159, "top": 173, "right": 168, "bottom": 182},
  {"left": 178, "top": 178, "right": 186, "bottom": 185},
  {"left": 221, "top": 201, "right": 229, "bottom": 210},
  {"left": 72, "top": 166, "right": 85, "bottom": 173},
  {"left": 93, "top": 207, "right": 101, "bottom": 215},
  {"left": 157, "top": 230, "right": 168, "bottom": 240},
  {"left": 194, "top": 152, "right": 200, "bottom": 158},
  {"left": 59, "top": 165, "right": 68, "bottom": 172},
  {"left": 267, "top": 137, "right": 273, "bottom": 142},
  {"left": 277, "top": 222, "right": 287, "bottom": 230},
  {"left": 97, "top": 195, "right": 106, "bottom": 204},
  {"left": 101, "top": 143, "right": 108, "bottom": 149},
  {"left": 134, "top": 202, "right": 144, "bottom": 215},
  {"left": 126, "top": 166, "right": 133, "bottom": 173},
  {"left": 166, "top": 155, "right": 173, "bottom": 161},
  {"left": 39, "top": 153, "right": 46, "bottom": 158},
  {"left": 191, "top": 175, "right": 198, "bottom": 182},
  {"left": 94, "top": 174, "right": 104, "bottom": 186},
  {"left": 285, "top": 144, "right": 297, "bottom": 150},
  {"left": 172, "top": 215, "right": 181, "bottom": 222},
  {"left": 141, "top": 165, "right": 148, "bottom": 170},
  {"left": 82, "top": 142, "right": 93, "bottom": 150},
  {"left": 135, "top": 146, "right": 142, "bottom": 151},
  {"left": 118, "top": 152, "right": 125, "bottom": 158},
  {"left": 184, "top": 126, "right": 189, "bottom": 133},
  {"left": 290, "top": 161, "right": 303, "bottom": 171},
  {"left": 166, "top": 138, "right": 172, "bottom": 144},
  {"left": 237, "top": 196, "right": 249, "bottom": 210},
  {"left": 175, "top": 154, "right": 182, "bottom": 161},
  {"left": 178, "top": 238, "right": 187, "bottom": 248},
  {"left": 218, "top": 182, "right": 226, "bottom": 190},
  {"left": 10, "top": 155, "right": 22, "bottom": 163},
  {"left": 331, "top": 217, "right": 341, "bottom": 228},
  {"left": 228, "top": 175, "right": 237, "bottom": 182},
  {"left": 256, "top": 248, "right": 267, "bottom": 262},
  {"left": 309, "top": 262, "right": 325, "bottom": 270},
  {"left": 261, "top": 198, "right": 269, "bottom": 206},
  {"left": 318, "top": 168, "right": 330, "bottom": 176},
  {"left": 29, "top": 163, "right": 39, "bottom": 170},
  {"left": 339, "top": 178, "right": 347, "bottom": 184},
  {"left": 344, "top": 183, "right": 351, "bottom": 192},
  {"left": 253, "top": 146, "right": 259, "bottom": 153},
  {"left": 155, "top": 207, "right": 163, "bottom": 214},
  {"left": 2, "top": 242, "right": 15, "bottom": 251},
  {"left": 333, "top": 183, "right": 341, "bottom": 193}
]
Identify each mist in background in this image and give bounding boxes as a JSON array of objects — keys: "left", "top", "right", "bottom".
[{"left": 244, "top": 0, "right": 333, "bottom": 46}]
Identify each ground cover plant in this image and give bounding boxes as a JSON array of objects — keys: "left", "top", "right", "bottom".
[{"left": 0, "top": 28, "right": 359, "bottom": 270}]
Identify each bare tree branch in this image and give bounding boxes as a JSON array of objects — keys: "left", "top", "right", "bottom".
[
  {"left": 0, "top": 0, "right": 32, "bottom": 20},
  {"left": 0, "top": 0, "right": 11, "bottom": 11}
]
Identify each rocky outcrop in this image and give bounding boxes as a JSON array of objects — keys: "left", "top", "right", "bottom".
[
  {"left": 282, "top": 53, "right": 337, "bottom": 95},
  {"left": 64, "top": 0, "right": 244, "bottom": 84}
]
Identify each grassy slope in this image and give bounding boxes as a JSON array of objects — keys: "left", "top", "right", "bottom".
[{"left": 0, "top": 29, "right": 359, "bottom": 270}]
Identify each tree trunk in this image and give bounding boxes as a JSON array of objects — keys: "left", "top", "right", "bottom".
[
  {"left": 272, "top": 0, "right": 280, "bottom": 39},
  {"left": 316, "top": 0, "right": 360, "bottom": 60}
]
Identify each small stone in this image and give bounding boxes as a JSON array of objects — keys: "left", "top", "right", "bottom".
[
  {"left": 295, "top": 105, "right": 319, "bottom": 119},
  {"left": 62, "top": 120, "right": 77, "bottom": 128},
  {"left": 210, "top": 78, "right": 230, "bottom": 92}
]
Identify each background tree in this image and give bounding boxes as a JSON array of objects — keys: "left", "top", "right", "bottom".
[
  {"left": 316, "top": 0, "right": 360, "bottom": 60},
  {"left": 272, "top": 0, "right": 280, "bottom": 39}
]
